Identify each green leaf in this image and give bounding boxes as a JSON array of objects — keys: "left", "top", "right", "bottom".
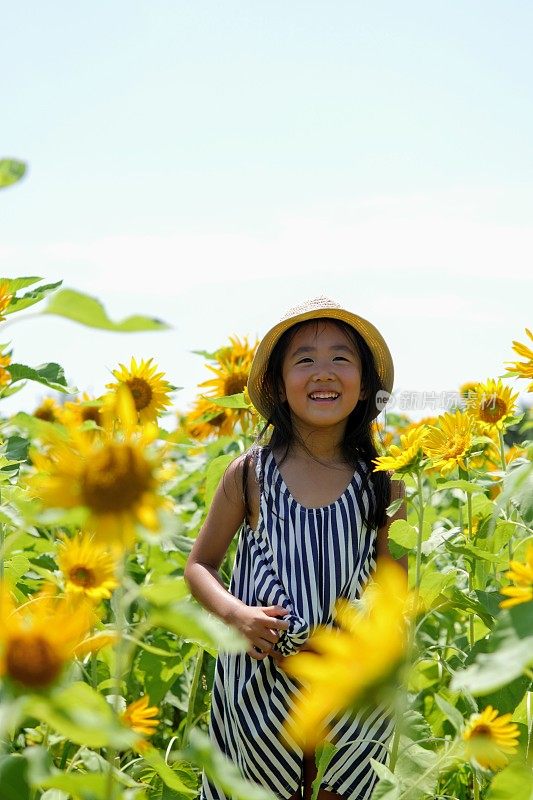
[
  {"left": 370, "top": 760, "right": 400, "bottom": 800},
  {"left": 140, "top": 577, "right": 190, "bottom": 606},
  {"left": 387, "top": 519, "right": 418, "bottom": 557},
  {"left": 141, "top": 747, "right": 197, "bottom": 795},
  {"left": 5, "top": 281, "right": 63, "bottom": 315},
  {"left": 485, "top": 762, "right": 533, "bottom": 800},
  {"left": 205, "top": 453, "right": 236, "bottom": 508},
  {"left": 186, "top": 729, "right": 276, "bottom": 800},
  {"left": 38, "top": 774, "right": 109, "bottom": 800},
  {"left": 396, "top": 736, "right": 439, "bottom": 800},
  {"left": 0, "top": 159, "right": 26, "bottom": 189},
  {"left": 0, "top": 276, "right": 43, "bottom": 292},
  {"left": 433, "top": 695, "right": 464, "bottom": 733},
  {"left": 0, "top": 754, "right": 31, "bottom": 800},
  {"left": 418, "top": 570, "right": 455, "bottom": 607},
  {"left": 434, "top": 479, "right": 485, "bottom": 493},
  {"left": 7, "top": 362, "right": 77, "bottom": 394},
  {"left": 207, "top": 393, "right": 249, "bottom": 409},
  {"left": 450, "top": 634, "right": 533, "bottom": 695},
  {"left": 311, "top": 743, "right": 337, "bottom": 800},
  {"left": 42, "top": 288, "right": 170, "bottom": 331},
  {"left": 3, "top": 435, "right": 30, "bottom": 464},
  {"left": 150, "top": 600, "right": 247, "bottom": 654},
  {"left": 25, "top": 683, "right": 136, "bottom": 749}
]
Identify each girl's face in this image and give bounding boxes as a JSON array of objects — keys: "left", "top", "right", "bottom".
[{"left": 280, "top": 320, "right": 365, "bottom": 435}]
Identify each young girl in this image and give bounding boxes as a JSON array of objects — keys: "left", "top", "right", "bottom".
[{"left": 185, "top": 297, "right": 407, "bottom": 800}]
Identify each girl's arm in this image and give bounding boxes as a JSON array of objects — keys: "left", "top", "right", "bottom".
[
  {"left": 184, "top": 454, "right": 289, "bottom": 660},
  {"left": 376, "top": 478, "right": 408, "bottom": 572}
]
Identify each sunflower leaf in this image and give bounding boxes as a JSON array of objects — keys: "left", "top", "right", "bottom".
[
  {"left": 0, "top": 159, "right": 27, "bottom": 189},
  {"left": 205, "top": 453, "right": 236, "bottom": 508},
  {"left": 207, "top": 393, "right": 249, "bottom": 409},
  {"left": 5, "top": 281, "right": 63, "bottom": 315},
  {"left": 149, "top": 599, "right": 247, "bottom": 654},
  {"left": 6, "top": 362, "right": 76, "bottom": 394},
  {"left": 140, "top": 746, "right": 197, "bottom": 796},
  {"left": 0, "top": 276, "right": 43, "bottom": 292},
  {"left": 42, "top": 288, "right": 170, "bottom": 331}
]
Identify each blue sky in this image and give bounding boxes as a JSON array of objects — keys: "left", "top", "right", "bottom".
[{"left": 1, "top": 1, "right": 532, "bottom": 422}]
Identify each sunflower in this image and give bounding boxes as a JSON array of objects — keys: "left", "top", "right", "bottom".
[
  {"left": 183, "top": 396, "right": 236, "bottom": 441},
  {"left": 0, "top": 583, "right": 96, "bottom": 689},
  {"left": 106, "top": 357, "right": 173, "bottom": 424},
  {"left": 29, "top": 385, "right": 166, "bottom": 550},
  {"left": 33, "top": 397, "right": 62, "bottom": 423},
  {"left": 373, "top": 425, "right": 428, "bottom": 475},
  {"left": 466, "top": 378, "right": 518, "bottom": 432},
  {"left": 459, "top": 381, "right": 479, "bottom": 400},
  {"left": 462, "top": 706, "right": 520, "bottom": 770},
  {"left": 422, "top": 411, "right": 473, "bottom": 476},
  {"left": 122, "top": 695, "right": 159, "bottom": 738},
  {"left": 61, "top": 393, "right": 103, "bottom": 429},
  {"left": 505, "top": 328, "right": 533, "bottom": 392},
  {"left": 499, "top": 544, "right": 533, "bottom": 609},
  {"left": 199, "top": 335, "right": 257, "bottom": 401},
  {"left": 281, "top": 559, "right": 410, "bottom": 751},
  {"left": 0, "top": 350, "right": 11, "bottom": 387},
  {"left": 57, "top": 533, "right": 119, "bottom": 601},
  {"left": 0, "top": 281, "right": 13, "bottom": 320}
]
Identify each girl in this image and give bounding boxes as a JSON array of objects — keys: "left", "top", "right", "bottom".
[{"left": 185, "top": 297, "right": 407, "bottom": 800}]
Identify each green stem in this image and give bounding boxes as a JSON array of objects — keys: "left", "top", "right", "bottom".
[
  {"left": 499, "top": 430, "right": 514, "bottom": 560},
  {"left": 181, "top": 646, "right": 205, "bottom": 747},
  {"left": 473, "top": 769, "right": 480, "bottom": 800},
  {"left": 465, "top": 468, "right": 476, "bottom": 649},
  {"left": 106, "top": 557, "right": 127, "bottom": 800},
  {"left": 415, "top": 469, "right": 425, "bottom": 593}
]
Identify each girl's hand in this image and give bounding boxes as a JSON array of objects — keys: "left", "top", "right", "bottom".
[
  {"left": 271, "top": 639, "right": 319, "bottom": 669},
  {"left": 231, "top": 605, "right": 290, "bottom": 660}
]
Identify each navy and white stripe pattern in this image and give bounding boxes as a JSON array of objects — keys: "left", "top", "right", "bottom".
[{"left": 201, "top": 447, "right": 393, "bottom": 800}]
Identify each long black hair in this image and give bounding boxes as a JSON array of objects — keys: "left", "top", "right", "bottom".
[{"left": 257, "top": 318, "right": 391, "bottom": 531}]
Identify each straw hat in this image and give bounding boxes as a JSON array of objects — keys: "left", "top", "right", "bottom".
[{"left": 247, "top": 296, "right": 394, "bottom": 421}]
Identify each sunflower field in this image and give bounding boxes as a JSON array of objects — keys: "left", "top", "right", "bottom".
[{"left": 1, "top": 160, "right": 533, "bottom": 800}]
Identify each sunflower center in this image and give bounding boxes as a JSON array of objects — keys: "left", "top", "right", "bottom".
[
  {"left": 126, "top": 377, "right": 153, "bottom": 411},
  {"left": 446, "top": 435, "right": 469, "bottom": 458},
  {"left": 69, "top": 565, "right": 96, "bottom": 588},
  {"left": 479, "top": 395, "right": 507, "bottom": 423},
  {"left": 209, "top": 411, "right": 226, "bottom": 428},
  {"left": 82, "top": 406, "right": 101, "bottom": 425},
  {"left": 34, "top": 407, "right": 56, "bottom": 422},
  {"left": 81, "top": 442, "right": 152, "bottom": 514},
  {"left": 471, "top": 723, "right": 492, "bottom": 738},
  {"left": 224, "top": 372, "right": 247, "bottom": 396},
  {"left": 6, "top": 634, "right": 63, "bottom": 688}
]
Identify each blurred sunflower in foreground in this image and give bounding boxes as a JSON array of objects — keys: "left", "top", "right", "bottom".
[
  {"left": 462, "top": 706, "right": 519, "bottom": 771},
  {"left": 0, "top": 280, "right": 13, "bottom": 320},
  {"left": 0, "top": 348, "right": 11, "bottom": 387},
  {"left": 499, "top": 544, "right": 533, "bottom": 609},
  {"left": 61, "top": 392, "right": 103, "bottom": 429},
  {"left": 281, "top": 559, "right": 410, "bottom": 751},
  {"left": 0, "top": 584, "right": 96, "bottom": 689},
  {"left": 33, "top": 396, "right": 62, "bottom": 423},
  {"left": 106, "top": 357, "right": 173, "bottom": 424},
  {"left": 185, "top": 335, "right": 258, "bottom": 440},
  {"left": 29, "top": 385, "right": 167, "bottom": 550},
  {"left": 505, "top": 328, "right": 533, "bottom": 392}
]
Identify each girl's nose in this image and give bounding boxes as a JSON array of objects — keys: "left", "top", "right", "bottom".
[{"left": 312, "top": 365, "right": 335, "bottom": 381}]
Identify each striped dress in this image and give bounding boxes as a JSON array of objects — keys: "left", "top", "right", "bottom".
[{"left": 201, "top": 447, "right": 393, "bottom": 800}]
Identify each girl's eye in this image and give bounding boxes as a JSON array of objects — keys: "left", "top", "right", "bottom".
[
  {"left": 333, "top": 356, "right": 350, "bottom": 362},
  {"left": 296, "top": 357, "right": 313, "bottom": 364}
]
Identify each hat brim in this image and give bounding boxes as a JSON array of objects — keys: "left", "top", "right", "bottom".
[{"left": 247, "top": 307, "right": 394, "bottom": 421}]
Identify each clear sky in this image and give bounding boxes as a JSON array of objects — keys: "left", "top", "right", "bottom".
[{"left": 1, "top": 1, "right": 532, "bottom": 424}]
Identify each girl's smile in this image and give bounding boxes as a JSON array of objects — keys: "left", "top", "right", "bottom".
[{"left": 281, "top": 320, "right": 364, "bottom": 434}]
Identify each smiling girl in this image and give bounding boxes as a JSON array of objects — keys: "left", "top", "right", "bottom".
[{"left": 185, "top": 297, "right": 407, "bottom": 800}]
